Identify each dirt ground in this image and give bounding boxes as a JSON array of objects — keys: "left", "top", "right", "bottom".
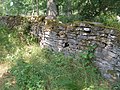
[
  {"left": 0, "top": 63, "right": 10, "bottom": 78},
  {"left": 0, "top": 63, "right": 16, "bottom": 90}
]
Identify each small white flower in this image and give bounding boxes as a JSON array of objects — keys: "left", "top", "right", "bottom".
[
  {"left": 117, "top": 16, "right": 120, "bottom": 22},
  {"left": 10, "top": 2, "right": 13, "bottom": 6}
]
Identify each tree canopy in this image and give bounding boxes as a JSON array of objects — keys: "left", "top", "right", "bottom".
[{"left": 0, "top": 0, "right": 120, "bottom": 21}]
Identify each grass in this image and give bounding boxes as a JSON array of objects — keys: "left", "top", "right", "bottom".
[
  {"left": 0, "top": 22, "right": 113, "bottom": 90},
  {"left": 9, "top": 47, "right": 110, "bottom": 90},
  {"left": 58, "top": 13, "right": 120, "bottom": 31}
]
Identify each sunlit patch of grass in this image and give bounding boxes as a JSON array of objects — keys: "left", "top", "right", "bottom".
[
  {"left": 0, "top": 72, "right": 19, "bottom": 90},
  {"left": 0, "top": 23, "right": 111, "bottom": 90},
  {"left": 8, "top": 47, "right": 110, "bottom": 90}
]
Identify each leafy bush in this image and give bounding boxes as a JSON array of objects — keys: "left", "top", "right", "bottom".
[
  {"left": 0, "top": 26, "right": 18, "bottom": 62},
  {"left": 94, "top": 13, "right": 120, "bottom": 30},
  {"left": 10, "top": 48, "right": 109, "bottom": 90},
  {"left": 58, "top": 13, "right": 120, "bottom": 31},
  {"left": 0, "top": 17, "right": 111, "bottom": 90},
  {"left": 112, "top": 80, "right": 120, "bottom": 90},
  {"left": 0, "top": 23, "right": 37, "bottom": 62},
  {"left": 57, "top": 15, "right": 82, "bottom": 23}
]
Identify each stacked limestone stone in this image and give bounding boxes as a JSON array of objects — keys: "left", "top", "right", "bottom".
[
  {"left": 0, "top": 16, "right": 120, "bottom": 82},
  {"left": 39, "top": 20, "right": 120, "bottom": 82}
]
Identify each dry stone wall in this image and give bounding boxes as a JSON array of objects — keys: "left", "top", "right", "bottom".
[
  {"left": 0, "top": 16, "right": 120, "bottom": 82},
  {"left": 39, "top": 20, "right": 120, "bottom": 82}
]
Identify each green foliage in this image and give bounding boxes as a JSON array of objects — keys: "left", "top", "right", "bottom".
[
  {"left": 94, "top": 13, "right": 120, "bottom": 30},
  {"left": 0, "top": 26, "right": 18, "bottom": 61},
  {"left": 1, "top": 0, "right": 120, "bottom": 19},
  {"left": 57, "top": 15, "right": 82, "bottom": 23},
  {"left": 0, "top": 0, "right": 120, "bottom": 31},
  {"left": 10, "top": 59, "right": 44, "bottom": 90},
  {"left": 0, "top": 21, "right": 111, "bottom": 90},
  {"left": 112, "top": 80, "right": 120, "bottom": 90},
  {"left": 9, "top": 47, "right": 109, "bottom": 90},
  {"left": 0, "top": 23, "right": 37, "bottom": 62}
]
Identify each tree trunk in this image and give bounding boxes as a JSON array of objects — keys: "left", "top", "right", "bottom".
[
  {"left": 47, "top": 0, "right": 57, "bottom": 18},
  {"left": 31, "top": 0, "right": 39, "bottom": 16},
  {"left": 32, "top": 0, "right": 35, "bottom": 16},
  {"left": 66, "top": 0, "right": 72, "bottom": 17},
  {"left": 56, "top": 3, "right": 59, "bottom": 16},
  {"left": 36, "top": 0, "right": 39, "bottom": 15}
]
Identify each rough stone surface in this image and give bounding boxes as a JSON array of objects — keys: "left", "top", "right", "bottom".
[
  {"left": 39, "top": 20, "right": 120, "bottom": 82},
  {"left": 0, "top": 16, "right": 120, "bottom": 82}
]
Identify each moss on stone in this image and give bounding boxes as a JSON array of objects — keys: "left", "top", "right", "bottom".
[
  {"left": 44, "top": 19, "right": 66, "bottom": 31},
  {"left": 107, "top": 70, "right": 117, "bottom": 78},
  {"left": 72, "top": 20, "right": 120, "bottom": 30}
]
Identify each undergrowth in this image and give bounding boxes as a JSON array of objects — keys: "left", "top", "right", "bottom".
[
  {"left": 0, "top": 23, "right": 37, "bottom": 63},
  {"left": 58, "top": 13, "right": 120, "bottom": 31},
  {"left": 0, "top": 22, "right": 112, "bottom": 90},
  {"left": 9, "top": 48, "right": 109, "bottom": 90}
]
